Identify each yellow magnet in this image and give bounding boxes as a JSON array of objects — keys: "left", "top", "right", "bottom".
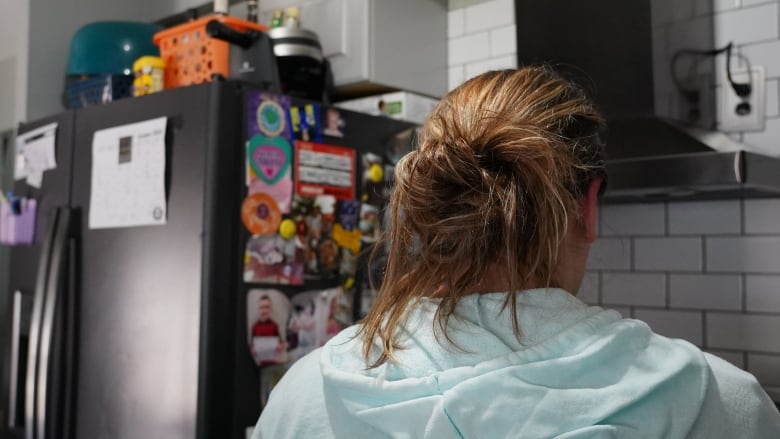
[
  {"left": 368, "top": 163, "right": 384, "bottom": 183},
  {"left": 279, "top": 218, "right": 297, "bottom": 240}
]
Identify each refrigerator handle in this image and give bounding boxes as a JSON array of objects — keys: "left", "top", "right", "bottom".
[
  {"left": 8, "top": 291, "right": 22, "bottom": 429},
  {"left": 35, "top": 207, "right": 71, "bottom": 439},
  {"left": 25, "top": 208, "right": 60, "bottom": 439}
]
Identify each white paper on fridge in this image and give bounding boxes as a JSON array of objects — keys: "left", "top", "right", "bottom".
[
  {"left": 88, "top": 117, "right": 168, "bottom": 229},
  {"left": 14, "top": 122, "right": 58, "bottom": 186}
]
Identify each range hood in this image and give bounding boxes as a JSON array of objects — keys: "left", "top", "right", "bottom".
[{"left": 514, "top": 0, "right": 780, "bottom": 203}]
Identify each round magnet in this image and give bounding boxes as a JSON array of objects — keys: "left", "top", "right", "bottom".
[
  {"left": 242, "top": 193, "right": 282, "bottom": 235},
  {"left": 279, "top": 218, "right": 297, "bottom": 240},
  {"left": 256, "top": 100, "right": 287, "bottom": 137},
  {"left": 368, "top": 163, "right": 384, "bottom": 183}
]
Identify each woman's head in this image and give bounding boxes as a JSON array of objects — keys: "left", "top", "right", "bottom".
[{"left": 361, "top": 66, "right": 607, "bottom": 366}]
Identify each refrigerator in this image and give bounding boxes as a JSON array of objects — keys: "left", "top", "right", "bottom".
[{"left": 1, "top": 80, "right": 417, "bottom": 439}]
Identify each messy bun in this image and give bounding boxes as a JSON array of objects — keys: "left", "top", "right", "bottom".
[{"left": 361, "top": 66, "right": 606, "bottom": 367}]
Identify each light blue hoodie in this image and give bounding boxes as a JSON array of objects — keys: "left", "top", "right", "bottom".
[{"left": 253, "top": 289, "right": 780, "bottom": 438}]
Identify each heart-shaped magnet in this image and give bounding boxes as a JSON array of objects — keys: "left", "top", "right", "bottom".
[{"left": 247, "top": 135, "right": 292, "bottom": 186}]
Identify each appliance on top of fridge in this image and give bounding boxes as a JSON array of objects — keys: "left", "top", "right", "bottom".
[{"left": 0, "top": 80, "right": 418, "bottom": 439}]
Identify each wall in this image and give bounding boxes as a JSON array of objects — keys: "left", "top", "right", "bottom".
[
  {"left": 446, "top": 0, "right": 516, "bottom": 90},
  {"left": 446, "top": 0, "right": 780, "bottom": 400},
  {"left": 0, "top": 0, "right": 30, "bottom": 131},
  {"left": 26, "top": 0, "right": 192, "bottom": 120}
]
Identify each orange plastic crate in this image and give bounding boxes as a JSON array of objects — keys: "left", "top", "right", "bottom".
[{"left": 153, "top": 16, "right": 268, "bottom": 88}]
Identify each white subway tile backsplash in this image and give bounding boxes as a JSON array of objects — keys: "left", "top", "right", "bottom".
[
  {"left": 747, "top": 353, "right": 780, "bottom": 386},
  {"left": 746, "top": 275, "right": 780, "bottom": 312},
  {"left": 602, "top": 273, "right": 666, "bottom": 306},
  {"left": 651, "top": 0, "right": 675, "bottom": 26},
  {"left": 577, "top": 272, "right": 600, "bottom": 305},
  {"left": 635, "top": 309, "right": 704, "bottom": 346},
  {"left": 652, "top": 25, "right": 668, "bottom": 61},
  {"left": 714, "top": 3, "right": 779, "bottom": 48},
  {"left": 668, "top": 15, "right": 713, "bottom": 55},
  {"left": 600, "top": 203, "right": 666, "bottom": 236},
  {"left": 707, "top": 237, "right": 780, "bottom": 273},
  {"left": 706, "top": 349, "right": 745, "bottom": 369},
  {"left": 587, "top": 238, "right": 632, "bottom": 271},
  {"left": 448, "top": 65, "right": 465, "bottom": 91},
  {"left": 713, "top": 0, "right": 741, "bottom": 13},
  {"left": 669, "top": 274, "right": 743, "bottom": 310},
  {"left": 448, "top": 31, "right": 491, "bottom": 66},
  {"left": 740, "top": 40, "right": 780, "bottom": 79},
  {"left": 692, "top": 0, "right": 712, "bottom": 15},
  {"left": 766, "top": 78, "right": 779, "bottom": 118},
  {"left": 464, "top": 55, "right": 516, "bottom": 80},
  {"left": 489, "top": 24, "right": 517, "bottom": 57},
  {"left": 745, "top": 199, "right": 780, "bottom": 234},
  {"left": 708, "top": 313, "right": 780, "bottom": 352},
  {"left": 634, "top": 237, "right": 703, "bottom": 271},
  {"left": 743, "top": 0, "right": 778, "bottom": 7},
  {"left": 668, "top": 200, "right": 741, "bottom": 235},
  {"left": 651, "top": 0, "right": 695, "bottom": 25},
  {"left": 464, "top": 0, "right": 514, "bottom": 34},
  {"left": 448, "top": 9, "right": 465, "bottom": 38},
  {"left": 742, "top": 116, "right": 780, "bottom": 156}
]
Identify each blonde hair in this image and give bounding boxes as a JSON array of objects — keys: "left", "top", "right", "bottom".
[{"left": 360, "top": 66, "right": 607, "bottom": 367}]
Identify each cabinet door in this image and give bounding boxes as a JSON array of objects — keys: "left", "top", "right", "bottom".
[{"left": 304, "top": 0, "right": 369, "bottom": 87}]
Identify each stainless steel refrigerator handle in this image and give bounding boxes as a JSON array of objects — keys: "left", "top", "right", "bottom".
[
  {"left": 36, "top": 208, "right": 71, "bottom": 439},
  {"left": 8, "top": 290, "right": 22, "bottom": 429},
  {"left": 25, "top": 208, "right": 60, "bottom": 439}
]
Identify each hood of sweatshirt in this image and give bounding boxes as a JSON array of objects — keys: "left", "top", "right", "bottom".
[{"left": 320, "top": 289, "right": 710, "bottom": 438}]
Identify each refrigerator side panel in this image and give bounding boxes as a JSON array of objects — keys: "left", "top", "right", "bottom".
[{"left": 70, "top": 86, "right": 211, "bottom": 439}]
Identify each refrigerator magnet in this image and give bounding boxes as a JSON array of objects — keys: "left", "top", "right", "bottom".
[
  {"left": 290, "top": 104, "right": 322, "bottom": 142},
  {"left": 247, "top": 91, "right": 293, "bottom": 140},
  {"left": 294, "top": 141, "right": 356, "bottom": 200},
  {"left": 247, "top": 289, "right": 291, "bottom": 366},
  {"left": 247, "top": 135, "right": 293, "bottom": 213},
  {"left": 241, "top": 193, "right": 282, "bottom": 235},
  {"left": 244, "top": 234, "right": 305, "bottom": 285},
  {"left": 322, "top": 108, "right": 345, "bottom": 138},
  {"left": 362, "top": 153, "right": 388, "bottom": 207}
]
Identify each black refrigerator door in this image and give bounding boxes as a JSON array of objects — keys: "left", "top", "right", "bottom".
[
  {"left": 68, "top": 83, "right": 242, "bottom": 439},
  {"left": 229, "top": 95, "right": 418, "bottom": 438},
  {"left": 2, "top": 111, "right": 75, "bottom": 439}
]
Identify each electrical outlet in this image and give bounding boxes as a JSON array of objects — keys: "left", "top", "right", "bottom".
[{"left": 719, "top": 65, "right": 765, "bottom": 132}]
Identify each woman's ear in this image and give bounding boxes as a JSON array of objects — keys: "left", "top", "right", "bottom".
[{"left": 580, "top": 178, "right": 602, "bottom": 243}]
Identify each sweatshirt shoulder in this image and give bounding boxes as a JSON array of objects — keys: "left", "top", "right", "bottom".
[
  {"left": 686, "top": 352, "right": 780, "bottom": 438},
  {"left": 253, "top": 349, "right": 334, "bottom": 439}
]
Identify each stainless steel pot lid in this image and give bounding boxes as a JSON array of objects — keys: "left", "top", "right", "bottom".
[{"left": 268, "top": 27, "right": 323, "bottom": 62}]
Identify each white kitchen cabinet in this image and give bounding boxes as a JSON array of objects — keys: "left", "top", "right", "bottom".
[{"left": 260, "top": 0, "right": 447, "bottom": 98}]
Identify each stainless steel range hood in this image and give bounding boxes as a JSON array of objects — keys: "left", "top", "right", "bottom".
[
  {"left": 514, "top": 0, "right": 780, "bottom": 203},
  {"left": 602, "top": 118, "right": 780, "bottom": 203}
]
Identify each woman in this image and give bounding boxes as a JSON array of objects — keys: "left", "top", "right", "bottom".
[{"left": 253, "top": 67, "right": 780, "bottom": 438}]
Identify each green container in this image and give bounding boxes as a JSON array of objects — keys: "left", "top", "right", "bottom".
[{"left": 66, "top": 21, "right": 162, "bottom": 76}]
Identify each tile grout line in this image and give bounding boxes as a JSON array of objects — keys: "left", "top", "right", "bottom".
[
  {"left": 664, "top": 202, "right": 670, "bottom": 236},
  {"left": 702, "top": 236, "right": 708, "bottom": 274},
  {"left": 702, "top": 311, "right": 708, "bottom": 349},
  {"left": 665, "top": 272, "right": 671, "bottom": 309}
]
